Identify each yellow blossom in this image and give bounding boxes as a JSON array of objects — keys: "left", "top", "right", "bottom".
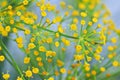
[
  {"left": 25, "top": 70, "right": 32, "bottom": 77},
  {"left": 23, "top": 0, "right": 28, "bottom": 5},
  {"left": 48, "top": 77, "right": 54, "bottom": 80},
  {"left": 60, "top": 1, "right": 66, "bottom": 8},
  {"left": 72, "top": 10, "right": 79, "bottom": 16},
  {"left": 41, "top": 11, "right": 47, "bottom": 17},
  {"left": 16, "top": 37, "right": 23, "bottom": 44},
  {"left": 86, "top": 73, "right": 91, "bottom": 77},
  {"left": 111, "top": 37, "right": 117, "bottom": 44},
  {"left": 0, "top": 55, "right": 5, "bottom": 62},
  {"left": 28, "top": 43, "right": 36, "bottom": 49},
  {"left": 12, "top": 28, "right": 18, "bottom": 33},
  {"left": 5, "top": 26, "right": 11, "bottom": 32},
  {"left": 60, "top": 68, "right": 66, "bottom": 74},
  {"left": 17, "top": 77, "right": 22, "bottom": 80},
  {"left": 108, "top": 46, "right": 114, "bottom": 51},
  {"left": 80, "top": 20, "right": 86, "bottom": 25},
  {"left": 76, "top": 45, "right": 82, "bottom": 52},
  {"left": 92, "top": 17, "right": 98, "bottom": 23},
  {"left": 91, "top": 70, "right": 96, "bottom": 75},
  {"left": 24, "top": 57, "right": 30, "bottom": 64},
  {"left": 55, "top": 33, "right": 59, "bottom": 38},
  {"left": 32, "top": 67, "right": 39, "bottom": 74},
  {"left": 100, "top": 67, "right": 106, "bottom": 72},
  {"left": 40, "top": 5, "right": 46, "bottom": 11},
  {"left": 36, "top": 57, "right": 42, "bottom": 61},
  {"left": 74, "top": 55, "right": 84, "bottom": 61},
  {"left": 25, "top": 29, "right": 30, "bottom": 35},
  {"left": 57, "top": 60, "right": 64, "bottom": 67},
  {"left": 17, "top": 11, "right": 21, "bottom": 16},
  {"left": 1, "top": 30, "right": 8, "bottom": 37},
  {"left": 94, "top": 54, "right": 101, "bottom": 61},
  {"left": 80, "top": 12, "right": 87, "bottom": 17},
  {"left": 78, "top": 3, "right": 85, "bottom": 9},
  {"left": 112, "top": 61, "right": 119, "bottom": 67},
  {"left": 8, "top": 5, "right": 12, "bottom": 10},
  {"left": 46, "top": 37, "right": 53, "bottom": 44},
  {"left": 34, "top": 51, "right": 39, "bottom": 56},
  {"left": 2, "top": 73, "right": 10, "bottom": 80},
  {"left": 70, "top": 24, "right": 77, "bottom": 31},
  {"left": 55, "top": 41, "right": 59, "bottom": 47},
  {"left": 39, "top": 46, "right": 46, "bottom": 52}
]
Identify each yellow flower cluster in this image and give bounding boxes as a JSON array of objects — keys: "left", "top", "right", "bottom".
[{"left": 0, "top": 0, "right": 120, "bottom": 80}]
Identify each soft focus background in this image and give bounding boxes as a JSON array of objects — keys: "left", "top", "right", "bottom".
[
  {"left": 105, "top": 0, "right": 120, "bottom": 28},
  {"left": 0, "top": 0, "right": 120, "bottom": 79}
]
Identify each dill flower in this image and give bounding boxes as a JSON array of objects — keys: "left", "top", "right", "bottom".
[
  {"left": 2, "top": 73, "right": 10, "bottom": 80},
  {"left": 25, "top": 70, "right": 32, "bottom": 78},
  {"left": 0, "top": 0, "right": 120, "bottom": 80},
  {"left": 0, "top": 55, "right": 5, "bottom": 62}
]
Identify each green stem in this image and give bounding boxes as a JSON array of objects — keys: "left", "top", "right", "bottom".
[
  {"left": 0, "top": 40, "right": 25, "bottom": 80},
  {"left": 15, "top": 24, "right": 78, "bottom": 40},
  {"left": 2, "top": 50, "right": 16, "bottom": 70},
  {"left": 41, "top": 27, "right": 79, "bottom": 39}
]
